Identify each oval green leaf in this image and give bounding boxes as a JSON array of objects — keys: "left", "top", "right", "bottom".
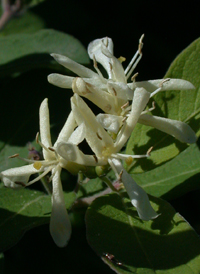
[
  {"left": 126, "top": 38, "right": 200, "bottom": 173},
  {"left": 86, "top": 193, "right": 200, "bottom": 274}
]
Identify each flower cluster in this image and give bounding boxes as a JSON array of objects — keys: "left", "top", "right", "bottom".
[{"left": 0, "top": 35, "right": 196, "bottom": 247}]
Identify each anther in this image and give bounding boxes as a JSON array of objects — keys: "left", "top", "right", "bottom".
[
  {"left": 119, "top": 170, "right": 123, "bottom": 181},
  {"left": 15, "top": 181, "right": 26, "bottom": 187},
  {"left": 112, "top": 87, "right": 117, "bottom": 96},
  {"left": 121, "top": 101, "right": 129, "bottom": 109},
  {"left": 96, "top": 133, "right": 102, "bottom": 140},
  {"left": 131, "top": 72, "right": 139, "bottom": 81},
  {"left": 138, "top": 34, "right": 144, "bottom": 54},
  {"left": 9, "top": 153, "right": 19, "bottom": 159},
  {"left": 147, "top": 146, "right": 153, "bottom": 156},
  {"left": 48, "top": 147, "right": 55, "bottom": 152},
  {"left": 159, "top": 78, "right": 170, "bottom": 88},
  {"left": 36, "top": 132, "right": 40, "bottom": 143},
  {"left": 93, "top": 155, "right": 98, "bottom": 163}
]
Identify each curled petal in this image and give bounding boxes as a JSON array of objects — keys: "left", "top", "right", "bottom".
[
  {"left": 48, "top": 73, "right": 74, "bottom": 89},
  {"left": 50, "top": 53, "right": 97, "bottom": 78},
  {"left": 135, "top": 78, "right": 195, "bottom": 93},
  {"left": 96, "top": 113, "right": 123, "bottom": 134},
  {"left": 72, "top": 77, "right": 119, "bottom": 114},
  {"left": 67, "top": 122, "right": 86, "bottom": 145},
  {"left": 110, "top": 158, "right": 159, "bottom": 220},
  {"left": 1, "top": 164, "right": 41, "bottom": 188},
  {"left": 101, "top": 42, "right": 126, "bottom": 83},
  {"left": 50, "top": 166, "right": 72, "bottom": 247},
  {"left": 56, "top": 142, "right": 100, "bottom": 166},
  {"left": 88, "top": 37, "right": 114, "bottom": 78},
  {"left": 139, "top": 114, "right": 197, "bottom": 143}
]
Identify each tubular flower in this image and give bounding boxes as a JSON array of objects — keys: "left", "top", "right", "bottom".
[
  {"left": 48, "top": 36, "right": 195, "bottom": 116},
  {"left": 48, "top": 36, "right": 196, "bottom": 143},
  {"left": 0, "top": 98, "right": 85, "bottom": 247},
  {"left": 56, "top": 93, "right": 159, "bottom": 220}
]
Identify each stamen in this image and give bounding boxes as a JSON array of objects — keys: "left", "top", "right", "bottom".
[
  {"left": 147, "top": 146, "right": 153, "bottom": 156},
  {"left": 150, "top": 78, "right": 171, "bottom": 98},
  {"left": 131, "top": 72, "right": 139, "bottom": 82},
  {"left": 141, "top": 101, "right": 155, "bottom": 115},
  {"left": 125, "top": 34, "right": 144, "bottom": 80},
  {"left": 9, "top": 153, "right": 36, "bottom": 164},
  {"left": 26, "top": 166, "right": 53, "bottom": 187},
  {"left": 118, "top": 56, "right": 126, "bottom": 63},
  {"left": 121, "top": 101, "right": 129, "bottom": 109},
  {"left": 36, "top": 132, "right": 52, "bottom": 153},
  {"left": 112, "top": 153, "right": 149, "bottom": 161}
]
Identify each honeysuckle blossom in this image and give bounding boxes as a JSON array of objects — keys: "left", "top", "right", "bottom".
[
  {"left": 56, "top": 93, "right": 159, "bottom": 220},
  {"left": 0, "top": 98, "right": 86, "bottom": 247},
  {"left": 48, "top": 36, "right": 196, "bottom": 143}
]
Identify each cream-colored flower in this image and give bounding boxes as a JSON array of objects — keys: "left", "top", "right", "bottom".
[
  {"left": 56, "top": 93, "right": 159, "bottom": 220},
  {"left": 48, "top": 36, "right": 196, "bottom": 143},
  {"left": 0, "top": 98, "right": 85, "bottom": 247}
]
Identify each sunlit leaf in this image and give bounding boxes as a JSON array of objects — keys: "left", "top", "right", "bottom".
[
  {"left": 132, "top": 143, "right": 200, "bottom": 200},
  {"left": 86, "top": 193, "right": 200, "bottom": 274},
  {"left": 126, "top": 38, "right": 200, "bottom": 173},
  {"left": 0, "top": 184, "right": 76, "bottom": 252}
]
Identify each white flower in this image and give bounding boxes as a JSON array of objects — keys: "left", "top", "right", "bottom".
[
  {"left": 0, "top": 98, "right": 85, "bottom": 247},
  {"left": 56, "top": 93, "right": 158, "bottom": 220},
  {"left": 48, "top": 36, "right": 196, "bottom": 143}
]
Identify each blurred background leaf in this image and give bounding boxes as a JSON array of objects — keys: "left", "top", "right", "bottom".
[{"left": 0, "top": 29, "right": 89, "bottom": 77}]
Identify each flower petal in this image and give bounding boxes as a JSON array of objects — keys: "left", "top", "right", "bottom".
[
  {"left": 1, "top": 164, "right": 41, "bottom": 188},
  {"left": 39, "top": 98, "right": 54, "bottom": 160},
  {"left": 48, "top": 73, "right": 74, "bottom": 89},
  {"left": 96, "top": 113, "right": 123, "bottom": 134},
  {"left": 110, "top": 158, "right": 159, "bottom": 220},
  {"left": 88, "top": 37, "right": 114, "bottom": 78},
  {"left": 114, "top": 87, "right": 150, "bottom": 151},
  {"left": 54, "top": 111, "right": 76, "bottom": 147},
  {"left": 72, "top": 77, "right": 119, "bottom": 114},
  {"left": 67, "top": 122, "right": 86, "bottom": 145},
  {"left": 108, "top": 81, "right": 134, "bottom": 100},
  {"left": 71, "top": 94, "right": 113, "bottom": 157},
  {"left": 101, "top": 42, "right": 126, "bottom": 82},
  {"left": 135, "top": 78, "right": 195, "bottom": 93},
  {"left": 56, "top": 142, "right": 100, "bottom": 166},
  {"left": 138, "top": 114, "right": 197, "bottom": 143},
  {"left": 50, "top": 53, "right": 97, "bottom": 78},
  {"left": 50, "top": 166, "right": 72, "bottom": 247}
]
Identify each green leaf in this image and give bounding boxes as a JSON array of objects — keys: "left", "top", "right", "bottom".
[
  {"left": 0, "top": 29, "right": 89, "bottom": 77},
  {"left": 86, "top": 193, "right": 200, "bottom": 274},
  {"left": 0, "top": 10, "right": 46, "bottom": 36},
  {"left": 132, "top": 143, "right": 200, "bottom": 200},
  {"left": 126, "top": 38, "right": 200, "bottom": 173},
  {"left": 0, "top": 184, "right": 76, "bottom": 252}
]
